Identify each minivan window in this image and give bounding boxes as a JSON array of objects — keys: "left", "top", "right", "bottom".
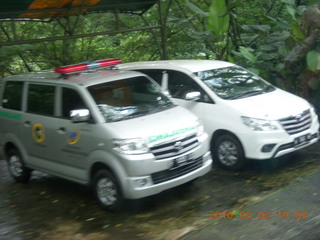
[
  {"left": 62, "top": 87, "right": 87, "bottom": 119},
  {"left": 136, "top": 69, "right": 213, "bottom": 103},
  {"left": 196, "top": 66, "right": 275, "bottom": 100},
  {"left": 88, "top": 76, "right": 174, "bottom": 122},
  {"left": 2, "top": 81, "right": 23, "bottom": 110},
  {"left": 27, "top": 84, "right": 55, "bottom": 116}
]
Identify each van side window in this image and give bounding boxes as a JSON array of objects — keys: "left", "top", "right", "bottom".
[
  {"left": 2, "top": 81, "right": 24, "bottom": 110},
  {"left": 166, "top": 70, "right": 213, "bottom": 103},
  {"left": 62, "top": 88, "right": 87, "bottom": 118},
  {"left": 134, "top": 69, "right": 163, "bottom": 85},
  {"left": 27, "top": 84, "right": 55, "bottom": 116}
]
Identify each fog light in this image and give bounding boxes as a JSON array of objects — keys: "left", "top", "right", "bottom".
[
  {"left": 134, "top": 178, "right": 149, "bottom": 188},
  {"left": 261, "top": 144, "right": 276, "bottom": 153}
]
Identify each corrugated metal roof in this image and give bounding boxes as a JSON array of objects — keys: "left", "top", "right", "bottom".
[{"left": 0, "top": 0, "right": 158, "bottom": 20}]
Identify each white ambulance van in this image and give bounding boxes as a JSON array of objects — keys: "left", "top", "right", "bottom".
[
  {"left": 0, "top": 59, "right": 212, "bottom": 211},
  {"left": 119, "top": 60, "right": 319, "bottom": 170}
]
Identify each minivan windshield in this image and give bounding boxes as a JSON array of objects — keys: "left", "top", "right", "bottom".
[
  {"left": 88, "top": 76, "right": 174, "bottom": 122},
  {"left": 195, "top": 66, "right": 275, "bottom": 100}
]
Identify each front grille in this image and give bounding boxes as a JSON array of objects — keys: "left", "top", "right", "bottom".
[
  {"left": 279, "top": 110, "right": 312, "bottom": 135},
  {"left": 149, "top": 134, "right": 199, "bottom": 160},
  {"left": 151, "top": 157, "right": 203, "bottom": 184}
]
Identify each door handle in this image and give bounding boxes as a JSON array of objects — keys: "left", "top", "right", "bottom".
[
  {"left": 24, "top": 121, "right": 31, "bottom": 127},
  {"left": 57, "top": 127, "right": 66, "bottom": 134}
]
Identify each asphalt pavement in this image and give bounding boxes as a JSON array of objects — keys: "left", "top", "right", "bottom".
[{"left": 182, "top": 169, "right": 320, "bottom": 240}]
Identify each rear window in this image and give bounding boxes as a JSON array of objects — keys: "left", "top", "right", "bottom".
[{"left": 2, "top": 81, "right": 24, "bottom": 111}]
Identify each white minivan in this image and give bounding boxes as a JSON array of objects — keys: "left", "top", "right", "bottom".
[
  {"left": 0, "top": 59, "right": 212, "bottom": 211},
  {"left": 119, "top": 60, "right": 320, "bottom": 170}
]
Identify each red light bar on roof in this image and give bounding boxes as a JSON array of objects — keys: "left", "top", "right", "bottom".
[{"left": 54, "top": 59, "right": 122, "bottom": 74}]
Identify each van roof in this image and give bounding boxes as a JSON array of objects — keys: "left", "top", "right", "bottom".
[
  {"left": 118, "top": 60, "right": 235, "bottom": 73},
  {"left": 4, "top": 69, "right": 146, "bottom": 87}
]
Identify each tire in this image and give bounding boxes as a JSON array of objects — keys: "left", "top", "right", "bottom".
[
  {"left": 7, "top": 148, "right": 32, "bottom": 183},
  {"left": 212, "top": 134, "right": 245, "bottom": 171},
  {"left": 93, "top": 169, "right": 124, "bottom": 212}
]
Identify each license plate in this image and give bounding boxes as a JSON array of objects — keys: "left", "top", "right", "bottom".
[
  {"left": 294, "top": 134, "right": 311, "bottom": 147},
  {"left": 170, "top": 153, "right": 194, "bottom": 169}
]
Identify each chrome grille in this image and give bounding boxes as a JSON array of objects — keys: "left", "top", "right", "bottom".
[
  {"left": 279, "top": 110, "right": 312, "bottom": 135},
  {"left": 150, "top": 134, "right": 199, "bottom": 160},
  {"left": 151, "top": 156, "right": 203, "bottom": 184}
]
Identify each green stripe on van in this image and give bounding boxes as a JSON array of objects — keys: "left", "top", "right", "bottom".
[
  {"left": 147, "top": 126, "right": 197, "bottom": 143},
  {"left": 0, "top": 111, "right": 22, "bottom": 120}
]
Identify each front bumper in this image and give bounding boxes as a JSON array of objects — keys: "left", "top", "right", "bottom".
[
  {"left": 240, "top": 127, "right": 319, "bottom": 160},
  {"left": 123, "top": 151, "right": 212, "bottom": 199}
]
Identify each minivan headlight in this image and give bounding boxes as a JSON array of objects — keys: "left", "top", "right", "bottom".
[
  {"left": 241, "top": 116, "right": 279, "bottom": 131},
  {"left": 113, "top": 138, "right": 149, "bottom": 155}
]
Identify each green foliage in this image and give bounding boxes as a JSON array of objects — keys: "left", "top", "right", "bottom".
[
  {"left": 208, "top": 0, "right": 230, "bottom": 37},
  {"left": 1, "top": 0, "right": 320, "bottom": 111},
  {"left": 307, "top": 50, "right": 320, "bottom": 72}
]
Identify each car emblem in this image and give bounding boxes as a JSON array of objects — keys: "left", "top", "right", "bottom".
[
  {"left": 173, "top": 141, "right": 183, "bottom": 152},
  {"left": 295, "top": 114, "right": 302, "bottom": 122}
]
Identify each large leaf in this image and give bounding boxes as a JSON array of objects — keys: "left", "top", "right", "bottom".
[
  {"left": 282, "top": 0, "right": 295, "bottom": 4},
  {"left": 290, "top": 23, "right": 305, "bottom": 39},
  {"left": 241, "top": 25, "right": 271, "bottom": 33},
  {"left": 239, "top": 47, "right": 257, "bottom": 64},
  {"left": 185, "top": 0, "right": 209, "bottom": 17},
  {"left": 307, "top": 50, "right": 320, "bottom": 72},
  {"left": 208, "top": 0, "right": 230, "bottom": 37}
]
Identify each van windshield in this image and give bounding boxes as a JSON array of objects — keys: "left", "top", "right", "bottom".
[
  {"left": 195, "top": 66, "right": 275, "bottom": 100},
  {"left": 88, "top": 76, "right": 174, "bottom": 122}
]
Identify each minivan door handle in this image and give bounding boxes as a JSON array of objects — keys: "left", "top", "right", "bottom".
[
  {"left": 57, "top": 127, "right": 66, "bottom": 134},
  {"left": 24, "top": 121, "right": 31, "bottom": 127}
]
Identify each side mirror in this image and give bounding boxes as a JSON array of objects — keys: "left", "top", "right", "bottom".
[
  {"left": 185, "top": 91, "right": 201, "bottom": 101},
  {"left": 163, "top": 89, "right": 171, "bottom": 97},
  {"left": 70, "top": 109, "right": 90, "bottom": 123}
]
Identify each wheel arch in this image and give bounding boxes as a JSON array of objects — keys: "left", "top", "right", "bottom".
[
  {"left": 210, "top": 129, "right": 246, "bottom": 158},
  {"left": 2, "top": 133, "right": 29, "bottom": 162},
  {"left": 87, "top": 152, "right": 128, "bottom": 197}
]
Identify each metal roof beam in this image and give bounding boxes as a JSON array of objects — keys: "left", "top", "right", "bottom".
[
  {"left": 0, "top": 1, "right": 158, "bottom": 17},
  {"left": 0, "top": 25, "right": 161, "bottom": 46}
]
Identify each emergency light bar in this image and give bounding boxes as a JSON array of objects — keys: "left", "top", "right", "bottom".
[{"left": 54, "top": 59, "right": 122, "bottom": 74}]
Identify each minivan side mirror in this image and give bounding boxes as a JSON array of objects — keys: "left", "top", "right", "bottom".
[
  {"left": 185, "top": 91, "right": 201, "bottom": 101},
  {"left": 70, "top": 109, "right": 90, "bottom": 123}
]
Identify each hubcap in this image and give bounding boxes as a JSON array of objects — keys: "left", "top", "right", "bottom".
[
  {"left": 218, "top": 141, "right": 238, "bottom": 166},
  {"left": 97, "top": 178, "right": 117, "bottom": 206},
  {"left": 9, "top": 155, "right": 23, "bottom": 177}
]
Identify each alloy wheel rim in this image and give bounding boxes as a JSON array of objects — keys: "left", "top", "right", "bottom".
[
  {"left": 97, "top": 178, "right": 117, "bottom": 206},
  {"left": 218, "top": 141, "right": 238, "bottom": 166},
  {"left": 9, "top": 155, "right": 23, "bottom": 177}
]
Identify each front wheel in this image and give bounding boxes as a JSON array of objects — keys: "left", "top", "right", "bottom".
[
  {"left": 93, "top": 169, "right": 124, "bottom": 212},
  {"left": 212, "top": 134, "right": 245, "bottom": 171},
  {"left": 7, "top": 148, "right": 32, "bottom": 183}
]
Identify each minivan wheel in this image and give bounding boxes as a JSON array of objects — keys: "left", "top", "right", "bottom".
[
  {"left": 212, "top": 134, "right": 245, "bottom": 171},
  {"left": 93, "top": 169, "right": 124, "bottom": 212},
  {"left": 7, "top": 148, "right": 31, "bottom": 183}
]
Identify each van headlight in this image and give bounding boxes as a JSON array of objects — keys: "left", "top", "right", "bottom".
[
  {"left": 196, "top": 119, "right": 205, "bottom": 136},
  {"left": 241, "top": 116, "right": 279, "bottom": 131},
  {"left": 113, "top": 138, "right": 149, "bottom": 154}
]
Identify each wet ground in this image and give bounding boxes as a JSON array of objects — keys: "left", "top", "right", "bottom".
[{"left": 1, "top": 142, "right": 320, "bottom": 240}]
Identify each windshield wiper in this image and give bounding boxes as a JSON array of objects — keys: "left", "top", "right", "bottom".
[
  {"left": 228, "top": 90, "right": 265, "bottom": 100},
  {"left": 124, "top": 110, "right": 151, "bottom": 119},
  {"left": 151, "top": 102, "right": 175, "bottom": 113}
]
